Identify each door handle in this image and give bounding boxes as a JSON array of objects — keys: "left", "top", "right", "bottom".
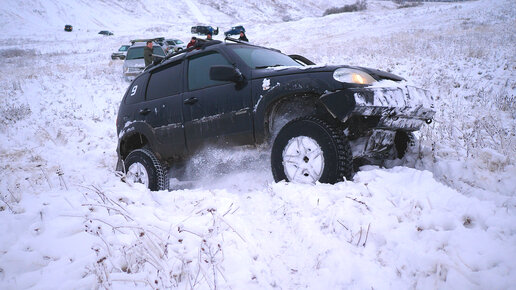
[
  {"left": 184, "top": 97, "right": 198, "bottom": 105},
  {"left": 139, "top": 108, "right": 151, "bottom": 115}
]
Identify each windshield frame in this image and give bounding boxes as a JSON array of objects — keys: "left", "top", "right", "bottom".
[{"left": 229, "top": 46, "right": 301, "bottom": 69}]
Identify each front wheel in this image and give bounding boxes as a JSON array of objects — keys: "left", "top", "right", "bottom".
[
  {"left": 124, "top": 148, "right": 168, "bottom": 191},
  {"left": 271, "top": 116, "right": 353, "bottom": 184}
]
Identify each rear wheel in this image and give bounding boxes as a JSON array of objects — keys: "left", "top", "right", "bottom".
[
  {"left": 124, "top": 148, "right": 168, "bottom": 191},
  {"left": 271, "top": 116, "right": 353, "bottom": 184}
]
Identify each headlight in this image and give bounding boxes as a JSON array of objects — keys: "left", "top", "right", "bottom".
[{"left": 333, "top": 68, "right": 376, "bottom": 85}]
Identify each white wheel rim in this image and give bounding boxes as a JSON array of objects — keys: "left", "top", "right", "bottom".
[
  {"left": 127, "top": 162, "right": 149, "bottom": 186},
  {"left": 282, "top": 136, "right": 325, "bottom": 184}
]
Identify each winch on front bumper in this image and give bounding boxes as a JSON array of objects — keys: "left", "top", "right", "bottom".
[{"left": 320, "top": 85, "right": 435, "bottom": 162}]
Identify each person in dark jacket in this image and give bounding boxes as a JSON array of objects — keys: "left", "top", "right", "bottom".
[
  {"left": 238, "top": 31, "right": 249, "bottom": 42},
  {"left": 144, "top": 41, "right": 153, "bottom": 67}
]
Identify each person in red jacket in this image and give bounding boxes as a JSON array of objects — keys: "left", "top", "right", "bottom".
[{"left": 187, "top": 37, "right": 197, "bottom": 49}]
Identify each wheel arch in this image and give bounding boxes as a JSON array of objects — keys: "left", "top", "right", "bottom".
[
  {"left": 117, "top": 122, "right": 158, "bottom": 161},
  {"left": 255, "top": 92, "right": 334, "bottom": 143}
]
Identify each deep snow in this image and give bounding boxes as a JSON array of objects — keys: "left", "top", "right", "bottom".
[{"left": 0, "top": 0, "right": 515, "bottom": 289}]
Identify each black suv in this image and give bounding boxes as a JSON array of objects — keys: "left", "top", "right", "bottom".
[
  {"left": 115, "top": 39, "right": 435, "bottom": 190},
  {"left": 191, "top": 25, "right": 219, "bottom": 36}
]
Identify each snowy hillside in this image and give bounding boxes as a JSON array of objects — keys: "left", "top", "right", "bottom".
[
  {"left": 0, "top": 0, "right": 348, "bottom": 35},
  {"left": 1, "top": 0, "right": 515, "bottom": 289}
]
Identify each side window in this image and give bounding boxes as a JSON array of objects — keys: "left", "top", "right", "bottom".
[
  {"left": 146, "top": 62, "right": 183, "bottom": 100},
  {"left": 124, "top": 74, "right": 149, "bottom": 104},
  {"left": 188, "top": 52, "right": 231, "bottom": 91}
]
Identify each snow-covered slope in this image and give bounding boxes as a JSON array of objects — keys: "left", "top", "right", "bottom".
[
  {"left": 1, "top": 0, "right": 515, "bottom": 289},
  {"left": 0, "top": 0, "right": 349, "bottom": 36}
]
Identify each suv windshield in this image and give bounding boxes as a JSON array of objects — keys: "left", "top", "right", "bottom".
[
  {"left": 126, "top": 46, "right": 165, "bottom": 60},
  {"left": 230, "top": 46, "right": 301, "bottom": 69},
  {"left": 119, "top": 45, "right": 129, "bottom": 52}
]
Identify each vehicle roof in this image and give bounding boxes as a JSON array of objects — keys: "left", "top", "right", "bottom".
[
  {"left": 151, "top": 38, "right": 279, "bottom": 70},
  {"left": 130, "top": 42, "right": 163, "bottom": 48}
]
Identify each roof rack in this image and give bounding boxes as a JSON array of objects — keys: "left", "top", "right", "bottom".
[
  {"left": 157, "top": 39, "right": 222, "bottom": 64},
  {"left": 224, "top": 36, "right": 251, "bottom": 45},
  {"left": 130, "top": 37, "right": 165, "bottom": 45}
]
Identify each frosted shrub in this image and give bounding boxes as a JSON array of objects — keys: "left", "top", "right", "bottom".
[
  {"left": 323, "top": 0, "right": 367, "bottom": 16},
  {"left": 0, "top": 103, "right": 31, "bottom": 126},
  {"left": 0, "top": 48, "right": 37, "bottom": 58}
]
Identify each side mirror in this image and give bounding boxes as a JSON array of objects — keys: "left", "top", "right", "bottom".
[{"left": 210, "top": 65, "right": 243, "bottom": 82}]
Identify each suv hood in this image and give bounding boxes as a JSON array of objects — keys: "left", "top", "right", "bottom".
[{"left": 252, "top": 65, "right": 403, "bottom": 82}]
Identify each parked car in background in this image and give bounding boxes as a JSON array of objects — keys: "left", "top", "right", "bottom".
[
  {"left": 99, "top": 30, "right": 114, "bottom": 36},
  {"left": 224, "top": 25, "right": 245, "bottom": 37},
  {"left": 122, "top": 41, "right": 166, "bottom": 81},
  {"left": 191, "top": 25, "right": 219, "bottom": 36},
  {"left": 111, "top": 45, "right": 130, "bottom": 60},
  {"left": 163, "top": 39, "right": 187, "bottom": 53},
  {"left": 64, "top": 24, "right": 73, "bottom": 32}
]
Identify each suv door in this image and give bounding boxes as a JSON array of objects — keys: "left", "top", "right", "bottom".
[
  {"left": 143, "top": 61, "right": 187, "bottom": 158},
  {"left": 183, "top": 50, "right": 253, "bottom": 151}
]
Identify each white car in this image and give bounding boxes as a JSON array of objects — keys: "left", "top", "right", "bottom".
[
  {"left": 163, "top": 38, "right": 186, "bottom": 53},
  {"left": 122, "top": 42, "right": 166, "bottom": 81}
]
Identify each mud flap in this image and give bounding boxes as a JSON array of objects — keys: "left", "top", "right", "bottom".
[
  {"left": 115, "top": 157, "right": 124, "bottom": 172},
  {"left": 364, "top": 129, "right": 396, "bottom": 157}
]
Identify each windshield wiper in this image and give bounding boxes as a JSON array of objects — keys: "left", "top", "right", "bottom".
[{"left": 255, "top": 64, "right": 283, "bottom": 69}]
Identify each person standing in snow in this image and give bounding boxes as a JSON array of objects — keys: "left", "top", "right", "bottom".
[
  {"left": 238, "top": 31, "right": 249, "bottom": 42},
  {"left": 144, "top": 41, "right": 153, "bottom": 67}
]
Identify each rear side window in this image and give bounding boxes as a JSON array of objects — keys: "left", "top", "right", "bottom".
[
  {"left": 146, "top": 62, "right": 183, "bottom": 100},
  {"left": 188, "top": 52, "right": 231, "bottom": 91}
]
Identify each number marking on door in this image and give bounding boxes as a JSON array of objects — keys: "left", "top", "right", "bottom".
[{"left": 131, "top": 85, "right": 138, "bottom": 96}]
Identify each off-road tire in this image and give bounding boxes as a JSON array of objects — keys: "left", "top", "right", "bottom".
[
  {"left": 271, "top": 116, "right": 353, "bottom": 184},
  {"left": 124, "top": 148, "right": 169, "bottom": 191}
]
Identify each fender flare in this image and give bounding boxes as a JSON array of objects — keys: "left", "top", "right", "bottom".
[
  {"left": 253, "top": 77, "right": 331, "bottom": 143},
  {"left": 117, "top": 121, "right": 158, "bottom": 160}
]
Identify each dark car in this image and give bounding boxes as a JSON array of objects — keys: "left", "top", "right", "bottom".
[
  {"left": 224, "top": 25, "right": 245, "bottom": 37},
  {"left": 191, "top": 25, "right": 219, "bottom": 36},
  {"left": 64, "top": 25, "right": 73, "bottom": 32},
  {"left": 111, "top": 45, "right": 130, "bottom": 60},
  {"left": 99, "top": 30, "right": 114, "bottom": 36},
  {"left": 115, "top": 39, "right": 435, "bottom": 190}
]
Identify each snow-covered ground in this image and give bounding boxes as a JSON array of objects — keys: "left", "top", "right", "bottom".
[{"left": 1, "top": 0, "right": 515, "bottom": 289}]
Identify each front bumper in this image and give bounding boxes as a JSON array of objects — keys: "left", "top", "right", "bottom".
[
  {"left": 320, "top": 85, "right": 435, "bottom": 131},
  {"left": 123, "top": 68, "right": 144, "bottom": 80},
  {"left": 351, "top": 86, "right": 435, "bottom": 130}
]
